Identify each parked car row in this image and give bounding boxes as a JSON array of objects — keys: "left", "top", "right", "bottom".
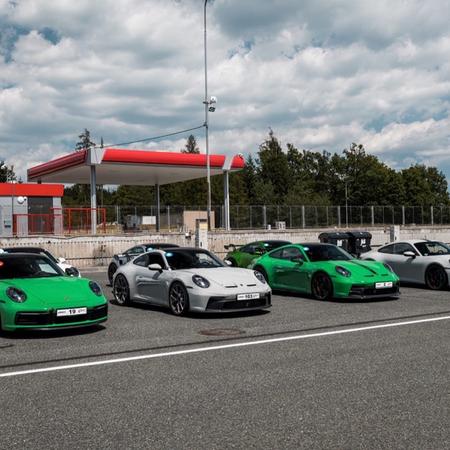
[{"left": 1, "top": 237, "right": 449, "bottom": 333}]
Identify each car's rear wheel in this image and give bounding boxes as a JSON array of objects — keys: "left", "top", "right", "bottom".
[
  {"left": 108, "top": 263, "right": 118, "bottom": 286},
  {"left": 425, "top": 265, "right": 447, "bottom": 290},
  {"left": 311, "top": 272, "right": 333, "bottom": 300},
  {"left": 254, "top": 266, "right": 268, "bottom": 283},
  {"left": 113, "top": 274, "right": 131, "bottom": 306},
  {"left": 169, "top": 282, "right": 189, "bottom": 316}
]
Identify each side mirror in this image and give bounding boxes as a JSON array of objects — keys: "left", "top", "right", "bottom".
[
  {"left": 148, "top": 263, "right": 163, "bottom": 272},
  {"left": 403, "top": 251, "right": 416, "bottom": 258},
  {"left": 65, "top": 267, "right": 78, "bottom": 277},
  {"left": 224, "top": 259, "right": 233, "bottom": 266},
  {"left": 58, "top": 257, "right": 67, "bottom": 264},
  {"left": 291, "top": 257, "right": 304, "bottom": 265}
]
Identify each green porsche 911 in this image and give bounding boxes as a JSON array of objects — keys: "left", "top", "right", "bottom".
[
  {"left": 252, "top": 243, "right": 400, "bottom": 300},
  {"left": 224, "top": 240, "right": 291, "bottom": 268},
  {"left": 0, "top": 253, "right": 108, "bottom": 332}
]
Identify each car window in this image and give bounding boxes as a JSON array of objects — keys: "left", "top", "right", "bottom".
[
  {"left": 165, "top": 250, "right": 224, "bottom": 270},
  {"left": 378, "top": 244, "right": 394, "bottom": 254},
  {"left": 414, "top": 241, "right": 450, "bottom": 256},
  {"left": 269, "top": 249, "right": 284, "bottom": 259},
  {"left": 263, "top": 241, "right": 291, "bottom": 252},
  {"left": 302, "top": 244, "right": 352, "bottom": 262},
  {"left": 240, "top": 244, "right": 256, "bottom": 254},
  {"left": 280, "top": 247, "right": 303, "bottom": 260},
  {"left": 127, "top": 246, "right": 144, "bottom": 255},
  {"left": 393, "top": 243, "right": 416, "bottom": 255},
  {"left": 133, "top": 254, "right": 148, "bottom": 267},
  {"left": 147, "top": 253, "right": 166, "bottom": 267},
  {"left": 0, "top": 255, "right": 63, "bottom": 279}
]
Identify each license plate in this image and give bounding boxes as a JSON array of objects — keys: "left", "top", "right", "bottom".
[
  {"left": 375, "top": 282, "right": 393, "bottom": 289},
  {"left": 237, "top": 293, "right": 260, "bottom": 301},
  {"left": 56, "top": 307, "right": 87, "bottom": 317}
]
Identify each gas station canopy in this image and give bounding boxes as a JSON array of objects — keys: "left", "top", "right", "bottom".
[
  {"left": 27, "top": 148, "right": 245, "bottom": 185},
  {"left": 27, "top": 148, "right": 245, "bottom": 232}
]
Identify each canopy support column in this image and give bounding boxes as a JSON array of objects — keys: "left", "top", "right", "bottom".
[
  {"left": 224, "top": 170, "right": 230, "bottom": 230},
  {"left": 90, "top": 165, "right": 97, "bottom": 235},
  {"left": 156, "top": 183, "right": 160, "bottom": 232}
]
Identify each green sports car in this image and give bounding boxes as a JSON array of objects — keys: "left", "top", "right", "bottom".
[
  {"left": 0, "top": 253, "right": 108, "bottom": 332},
  {"left": 252, "top": 243, "right": 400, "bottom": 300},
  {"left": 224, "top": 240, "right": 291, "bottom": 268}
]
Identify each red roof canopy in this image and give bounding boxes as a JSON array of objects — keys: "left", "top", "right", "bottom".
[
  {"left": 27, "top": 148, "right": 245, "bottom": 185},
  {"left": 0, "top": 183, "right": 64, "bottom": 197}
]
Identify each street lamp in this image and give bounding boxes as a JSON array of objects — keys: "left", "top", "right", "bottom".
[{"left": 203, "top": 0, "right": 216, "bottom": 230}]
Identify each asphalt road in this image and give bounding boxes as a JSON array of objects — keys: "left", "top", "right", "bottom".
[{"left": 1, "top": 271, "right": 449, "bottom": 449}]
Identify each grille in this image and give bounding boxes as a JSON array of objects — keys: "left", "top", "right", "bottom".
[
  {"left": 15, "top": 304, "right": 108, "bottom": 326},
  {"left": 349, "top": 284, "right": 399, "bottom": 297},
  {"left": 207, "top": 293, "right": 271, "bottom": 311}
]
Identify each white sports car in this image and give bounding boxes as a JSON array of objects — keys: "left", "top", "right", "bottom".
[
  {"left": 361, "top": 240, "right": 450, "bottom": 290},
  {"left": 112, "top": 247, "right": 272, "bottom": 315}
]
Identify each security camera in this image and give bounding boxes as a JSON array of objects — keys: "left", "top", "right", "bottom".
[
  {"left": 210, "top": 96, "right": 217, "bottom": 104},
  {"left": 208, "top": 105, "right": 216, "bottom": 112},
  {"left": 17, "top": 196, "right": 27, "bottom": 204}
]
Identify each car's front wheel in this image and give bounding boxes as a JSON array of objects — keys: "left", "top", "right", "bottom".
[
  {"left": 425, "top": 265, "right": 447, "bottom": 290},
  {"left": 113, "top": 274, "right": 131, "bottom": 306},
  {"left": 311, "top": 272, "right": 333, "bottom": 300},
  {"left": 169, "top": 282, "right": 189, "bottom": 316},
  {"left": 108, "top": 263, "right": 118, "bottom": 285}
]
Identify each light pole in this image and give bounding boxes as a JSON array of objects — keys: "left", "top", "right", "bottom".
[
  {"left": 345, "top": 180, "right": 349, "bottom": 228},
  {"left": 203, "top": 0, "right": 216, "bottom": 230}
]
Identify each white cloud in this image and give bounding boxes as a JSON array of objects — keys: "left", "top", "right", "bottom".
[{"left": 0, "top": 0, "right": 448, "bottom": 182}]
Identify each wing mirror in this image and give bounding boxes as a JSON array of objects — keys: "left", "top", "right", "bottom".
[
  {"left": 58, "top": 257, "right": 67, "bottom": 264},
  {"left": 224, "top": 259, "right": 233, "bottom": 266},
  {"left": 148, "top": 263, "right": 163, "bottom": 272},
  {"left": 403, "top": 251, "right": 416, "bottom": 258},
  {"left": 65, "top": 267, "right": 78, "bottom": 277},
  {"left": 290, "top": 257, "right": 304, "bottom": 265}
]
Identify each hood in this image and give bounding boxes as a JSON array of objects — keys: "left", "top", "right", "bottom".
[
  {"left": 324, "top": 259, "right": 393, "bottom": 277},
  {"left": 1, "top": 277, "right": 101, "bottom": 307},
  {"left": 178, "top": 267, "right": 261, "bottom": 287}
]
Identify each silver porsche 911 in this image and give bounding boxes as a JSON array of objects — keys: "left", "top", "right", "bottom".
[
  {"left": 361, "top": 239, "right": 450, "bottom": 290},
  {"left": 112, "top": 247, "right": 272, "bottom": 315}
]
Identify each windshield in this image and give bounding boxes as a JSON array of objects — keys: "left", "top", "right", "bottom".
[
  {"left": 0, "top": 255, "right": 64, "bottom": 279},
  {"left": 414, "top": 241, "right": 450, "bottom": 256},
  {"left": 165, "top": 250, "right": 225, "bottom": 270},
  {"left": 301, "top": 244, "right": 353, "bottom": 262}
]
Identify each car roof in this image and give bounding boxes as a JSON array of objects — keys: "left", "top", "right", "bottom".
[
  {"left": 382, "top": 240, "right": 434, "bottom": 246},
  {"left": 0, "top": 252, "right": 50, "bottom": 259},
  {"left": 2, "top": 247, "right": 47, "bottom": 253}
]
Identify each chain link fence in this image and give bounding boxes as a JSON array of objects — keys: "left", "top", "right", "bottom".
[{"left": 93, "top": 204, "right": 450, "bottom": 231}]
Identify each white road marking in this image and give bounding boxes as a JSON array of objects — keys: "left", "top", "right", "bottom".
[{"left": 1, "top": 314, "right": 449, "bottom": 378}]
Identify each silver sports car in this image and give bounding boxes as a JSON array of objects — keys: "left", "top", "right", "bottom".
[
  {"left": 112, "top": 247, "right": 272, "bottom": 315},
  {"left": 361, "top": 240, "right": 450, "bottom": 290}
]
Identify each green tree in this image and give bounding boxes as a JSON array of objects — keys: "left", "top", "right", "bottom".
[
  {"left": 75, "top": 128, "right": 96, "bottom": 152},
  {"left": 0, "top": 161, "right": 16, "bottom": 182},
  {"left": 181, "top": 135, "right": 200, "bottom": 154}
]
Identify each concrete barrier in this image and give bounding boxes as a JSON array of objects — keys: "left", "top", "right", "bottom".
[{"left": 1, "top": 226, "right": 450, "bottom": 268}]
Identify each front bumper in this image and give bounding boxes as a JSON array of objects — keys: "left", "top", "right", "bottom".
[
  {"left": 205, "top": 292, "right": 272, "bottom": 312},
  {"left": 3, "top": 304, "right": 108, "bottom": 331},
  {"left": 346, "top": 283, "right": 400, "bottom": 299}
]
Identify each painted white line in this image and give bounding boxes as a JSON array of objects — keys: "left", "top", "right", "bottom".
[{"left": 1, "top": 314, "right": 450, "bottom": 378}]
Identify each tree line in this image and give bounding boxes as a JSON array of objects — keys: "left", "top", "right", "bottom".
[{"left": 59, "top": 129, "right": 450, "bottom": 207}]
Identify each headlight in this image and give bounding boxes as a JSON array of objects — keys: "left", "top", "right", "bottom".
[
  {"left": 192, "top": 275, "right": 210, "bottom": 288},
  {"left": 89, "top": 281, "right": 103, "bottom": 296},
  {"left": 335, "top": 266, "right": 351, "bottom": 277},
  {"left": 254, "top": 270, "right": 266, "bottom": 284},
  {"left": 6, "top": 287, "right": 27, "bottom": 303},
  {"left": 383, "top": 263, "right": 394, "bottom": 272}
]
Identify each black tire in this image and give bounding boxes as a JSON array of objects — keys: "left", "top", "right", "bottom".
[
  {"left": 168, "top": 282, "right": 190, "bottom": 316},
  {"left": 311, "top": 272, "right": 333, "bottom": 300},
  {"left": 108, "top": 263, "right": 118, "bottom": 286},
  {"left": 425, "top": 265, "right": 447, "bottom": 290},
  {"left": 113, "top": 274, "right": 131, "bottom": 306},
  {"left": 254, "top": 266, "right": 269, "bottom": 283}
]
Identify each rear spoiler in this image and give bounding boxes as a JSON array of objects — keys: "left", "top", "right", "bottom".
[{"left": 224, "top": 244, "right": 238, "bottom": 251}]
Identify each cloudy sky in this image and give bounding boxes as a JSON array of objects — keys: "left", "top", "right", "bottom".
[{"left": 0, "top": 0, "right": 449, "bottom": 181}]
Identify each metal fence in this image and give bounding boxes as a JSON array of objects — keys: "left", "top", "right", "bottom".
[{"left": 95, "top": 204, "right": 450, "bottom": 230}]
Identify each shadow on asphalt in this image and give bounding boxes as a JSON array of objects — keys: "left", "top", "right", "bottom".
[
  {"left": 272, "top": 290, "right": 400, "bottom": 304},
  {"left": 109, "top": 298, "right": 270, "bottom": 319},
  {"left": 0, "top": 324, "right": 106, "bottom": 340}
]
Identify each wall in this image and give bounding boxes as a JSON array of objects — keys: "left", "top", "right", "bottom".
[{"left": 2, "top": 226, "right": 450, "bottom": 268}]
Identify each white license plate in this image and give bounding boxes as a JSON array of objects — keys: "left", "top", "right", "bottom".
[
  {"left": 56, "top": 307, "right": 87, "bottom": 317},
  {"left": 237, "top": 293, "right": 260, "bottom": 301},
  {"left": 375, "top": 282, "right": 393, "bottom": 289}
]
